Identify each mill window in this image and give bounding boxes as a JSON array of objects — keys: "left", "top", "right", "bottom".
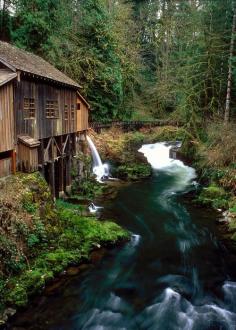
[
  {"left": 46, "top": 100, "right": 59, "bottom": 118},
  {"left": 71, "top": 104, "right": 75, "bottom": 120},
  {"left": 77, "top": 102, "right": 81, "bottom": 110},
  {"left": 64, "top": 105, "right": 68, "bottom": 120},
  {"left": 24, "top": 98, "right": 35, "bottom": 119}
]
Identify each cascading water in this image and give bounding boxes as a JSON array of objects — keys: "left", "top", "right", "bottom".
[
  {"left": 87, "top": 135, "right": 109, "bottom": 181},
  {"left": 139, "top": 141, "right": 199, "bottom": 256},
  {"left": 139, "top": 142, "right": 197, "bottom": 193}
]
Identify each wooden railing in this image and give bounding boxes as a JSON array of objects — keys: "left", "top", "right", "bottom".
[{"left": 89, "top": 120, "right": 182, "bottom": 132}]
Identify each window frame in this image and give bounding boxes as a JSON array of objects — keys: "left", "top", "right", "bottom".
[
  {"left": 71, "top": 104, "right": 75, "bottom": 121},
  {"left": 46, "top": 100, "right": 59, "bottom": 119},
  {"left": 64, "top": 104, "right": 69, "bottom": 121},
  {"left": 77, "top": 102, "right": 81, "bottom": 110},
  {"left": 24, "top": 97, "right": 36, "bottom": 119}
]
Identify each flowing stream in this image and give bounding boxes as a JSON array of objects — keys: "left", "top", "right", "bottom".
[{"left": 8, "top": 142, "right": 236, "bottom": 330}]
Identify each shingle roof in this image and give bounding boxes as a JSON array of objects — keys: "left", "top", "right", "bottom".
[
  {"left": 18, "top": 135, "right": 40, "bottom": 148},
  {"left": 0, "top": 41, "right": 81, "bottom": 88},
  {"left": 0, "top": 69, "right": 17, "bottom": 87}
]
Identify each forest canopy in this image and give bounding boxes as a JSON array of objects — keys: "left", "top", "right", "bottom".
[{"left": 0, "top": 0, "right": 235, "bottom": 125}]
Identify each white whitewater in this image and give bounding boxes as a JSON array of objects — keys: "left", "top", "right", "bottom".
[
  {"left": 88, "top": 202, "right": 103, "bottom": 214},
  {"left": 139, "top": 142, "right": 197, "bottom": 193},
  {"left": 87, "top": 136, "right": 109, "bottom": 181}
]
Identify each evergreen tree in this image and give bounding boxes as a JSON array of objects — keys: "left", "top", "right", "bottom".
[
  {"left": 11, "top": 0, "right": 59, "bottom": 55},
  {"left": 5, "top": 0, "right": 236, "bottom": 124},
  {"left": 0, "top": 0, "right": 13, "bottom": 41}
]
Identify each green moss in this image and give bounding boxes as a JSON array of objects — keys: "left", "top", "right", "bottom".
[
  {"left": 6, "top": 284, "right": 28, "bottom": 307},
  {"left": 115, "top": 163, "right": 152, "bottom": 180},
  {"left": 3, "top": 212, "right": 129, "bottom": 309},
  {"left": 0, "top": 192, "right": 130, "bottom": 312},
  {"left": 5, "top": 268, "right": 54, "bottom": 307},
  {"left": 230, "top": 205, "right": 236, "bottom": 214},
  {"left": 197, "top": 184, "right": 229, "bottom": 209}
]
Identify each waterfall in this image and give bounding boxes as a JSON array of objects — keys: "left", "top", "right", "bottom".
[
  {"left": 87, "top": 136, "right": 109, "bottom": 181},
  {"left": 139, "top": 142, "right": 196, "bottom": 193}
]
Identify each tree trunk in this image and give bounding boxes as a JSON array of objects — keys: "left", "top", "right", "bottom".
[{"left": 224, "top": 1, "right": 236, "bottom": 123}]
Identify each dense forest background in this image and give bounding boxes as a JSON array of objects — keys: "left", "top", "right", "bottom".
[{"left": 0, "top": 0, "right": 235, "bottom": 126}]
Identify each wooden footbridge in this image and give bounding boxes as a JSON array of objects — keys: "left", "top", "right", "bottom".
[{"left": 90, "top": 120, "right": 182, "bottom": 132}]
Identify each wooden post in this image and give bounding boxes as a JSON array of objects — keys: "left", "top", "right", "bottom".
[
  {"left": 11, "top": 149, "right": 16, "bottom": 174},
  {"left": 66, "top": 134, "right": 72, "bottom": 194},
  {"left": 58, "top": 136, "right": 64, "bottom": 198},
  {"left": 50, "top": 161, "right": 56, "bottom": 199},
  {"left": 48, "top": 141, "right": 56, "bottom": 199},
  {"left": 71, "top": 133, "right": 76, "bottom": 156},
  {"left": 39, "top": 139, "right": 45, "bottom": 176}
]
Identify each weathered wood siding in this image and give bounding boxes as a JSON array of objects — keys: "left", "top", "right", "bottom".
[
  {"left": 0, "top": 82, "right": 14, "bottom": 152},
  {"left": 15, "top": 78, "right": 78, "bottom": 139},
  {"left": 17, "top": 142, "right": 38, "bottom": 172},
  {"left": 77, "top": 96, "right": 89, "bottom": 132},
  {"left": 0, "top": 158, "right": 11, "bottom": 177}
]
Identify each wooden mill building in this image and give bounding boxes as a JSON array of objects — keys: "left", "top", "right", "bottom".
[{"left": 0, "top": 41, "right": 90, "bottom": 197}]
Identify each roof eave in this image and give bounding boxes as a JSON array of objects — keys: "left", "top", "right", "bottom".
[
  {"left": 0, "top": 57, "right": 16, "bottom": 72},
  {"left": 20, "top": 70, "right": 82, "bottom": 89},
  {"left": 77, "top": 91, "right": 91, "bottom": 109},
  {"left": 0, "top": 73, "right": 17, "bottom": 87}
]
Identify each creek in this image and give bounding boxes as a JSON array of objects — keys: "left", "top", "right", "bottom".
[{"left": 8, "top": 142, "right": 236, "bottom": 330}]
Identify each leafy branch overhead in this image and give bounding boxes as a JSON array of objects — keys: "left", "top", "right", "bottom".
[{"left": 1, "top": 0, "right": 236, "bottom": 125}]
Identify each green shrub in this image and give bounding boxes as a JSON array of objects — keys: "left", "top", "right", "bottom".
[
  {"left": 72, "top": 177, "right": 105, "bottom": 199},
  {"left": 27, "top": 234, "right": 40, "bottom": 247},
  {"left": 115, "top": 163, "right": 152, "bottom": 180},
  {"left": 21, "top": 192, "right": 37, "bottom": 214},
  {"left": 0, "top": 236, "right": 26, "bottom": 274}
]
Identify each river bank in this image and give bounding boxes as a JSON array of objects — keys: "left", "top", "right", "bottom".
[
  {"left": 0, "top": 173, "right": 130, "bottom": 327},
  {"left": 6, "top": 144, "right": 236, "bottom": 330}
]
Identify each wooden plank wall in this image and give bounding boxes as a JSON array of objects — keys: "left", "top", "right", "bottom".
[
  {"left": 17, "top": 142, "right": 38, "bottom": 172},
  {"left": 0, "top": 82, "right": 14, "bottom": 152},
  {"left": 77, "top": 97, "right": 89, "bottom": 132},
  {"left": 15, "top": 78, "right": 78, "bottom": 140},
  {"left": 0, "top": 158, "right": 11, "bottom": 177}
]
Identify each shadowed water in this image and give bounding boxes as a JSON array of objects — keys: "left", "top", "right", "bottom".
[{"left": 8, "top": 144, "right": 236, "bottom": 330}]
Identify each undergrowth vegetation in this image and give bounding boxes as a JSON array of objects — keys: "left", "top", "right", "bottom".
[
  {"left": 198, "top": 122, "right": 236, "bottom": 168},
  {"left": 193, "top": 121, "right": 236, "bottom": 212},
  {"left": 0, "top": 173, "right": 129, "bottom": 318}
]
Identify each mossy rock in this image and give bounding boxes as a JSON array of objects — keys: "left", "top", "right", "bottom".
[
  {"left": 197, "top": 184, "right": 229, "bottom": 209},
  {"left": 6, "top": 269, "right": 54, "bottom": 307}
]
